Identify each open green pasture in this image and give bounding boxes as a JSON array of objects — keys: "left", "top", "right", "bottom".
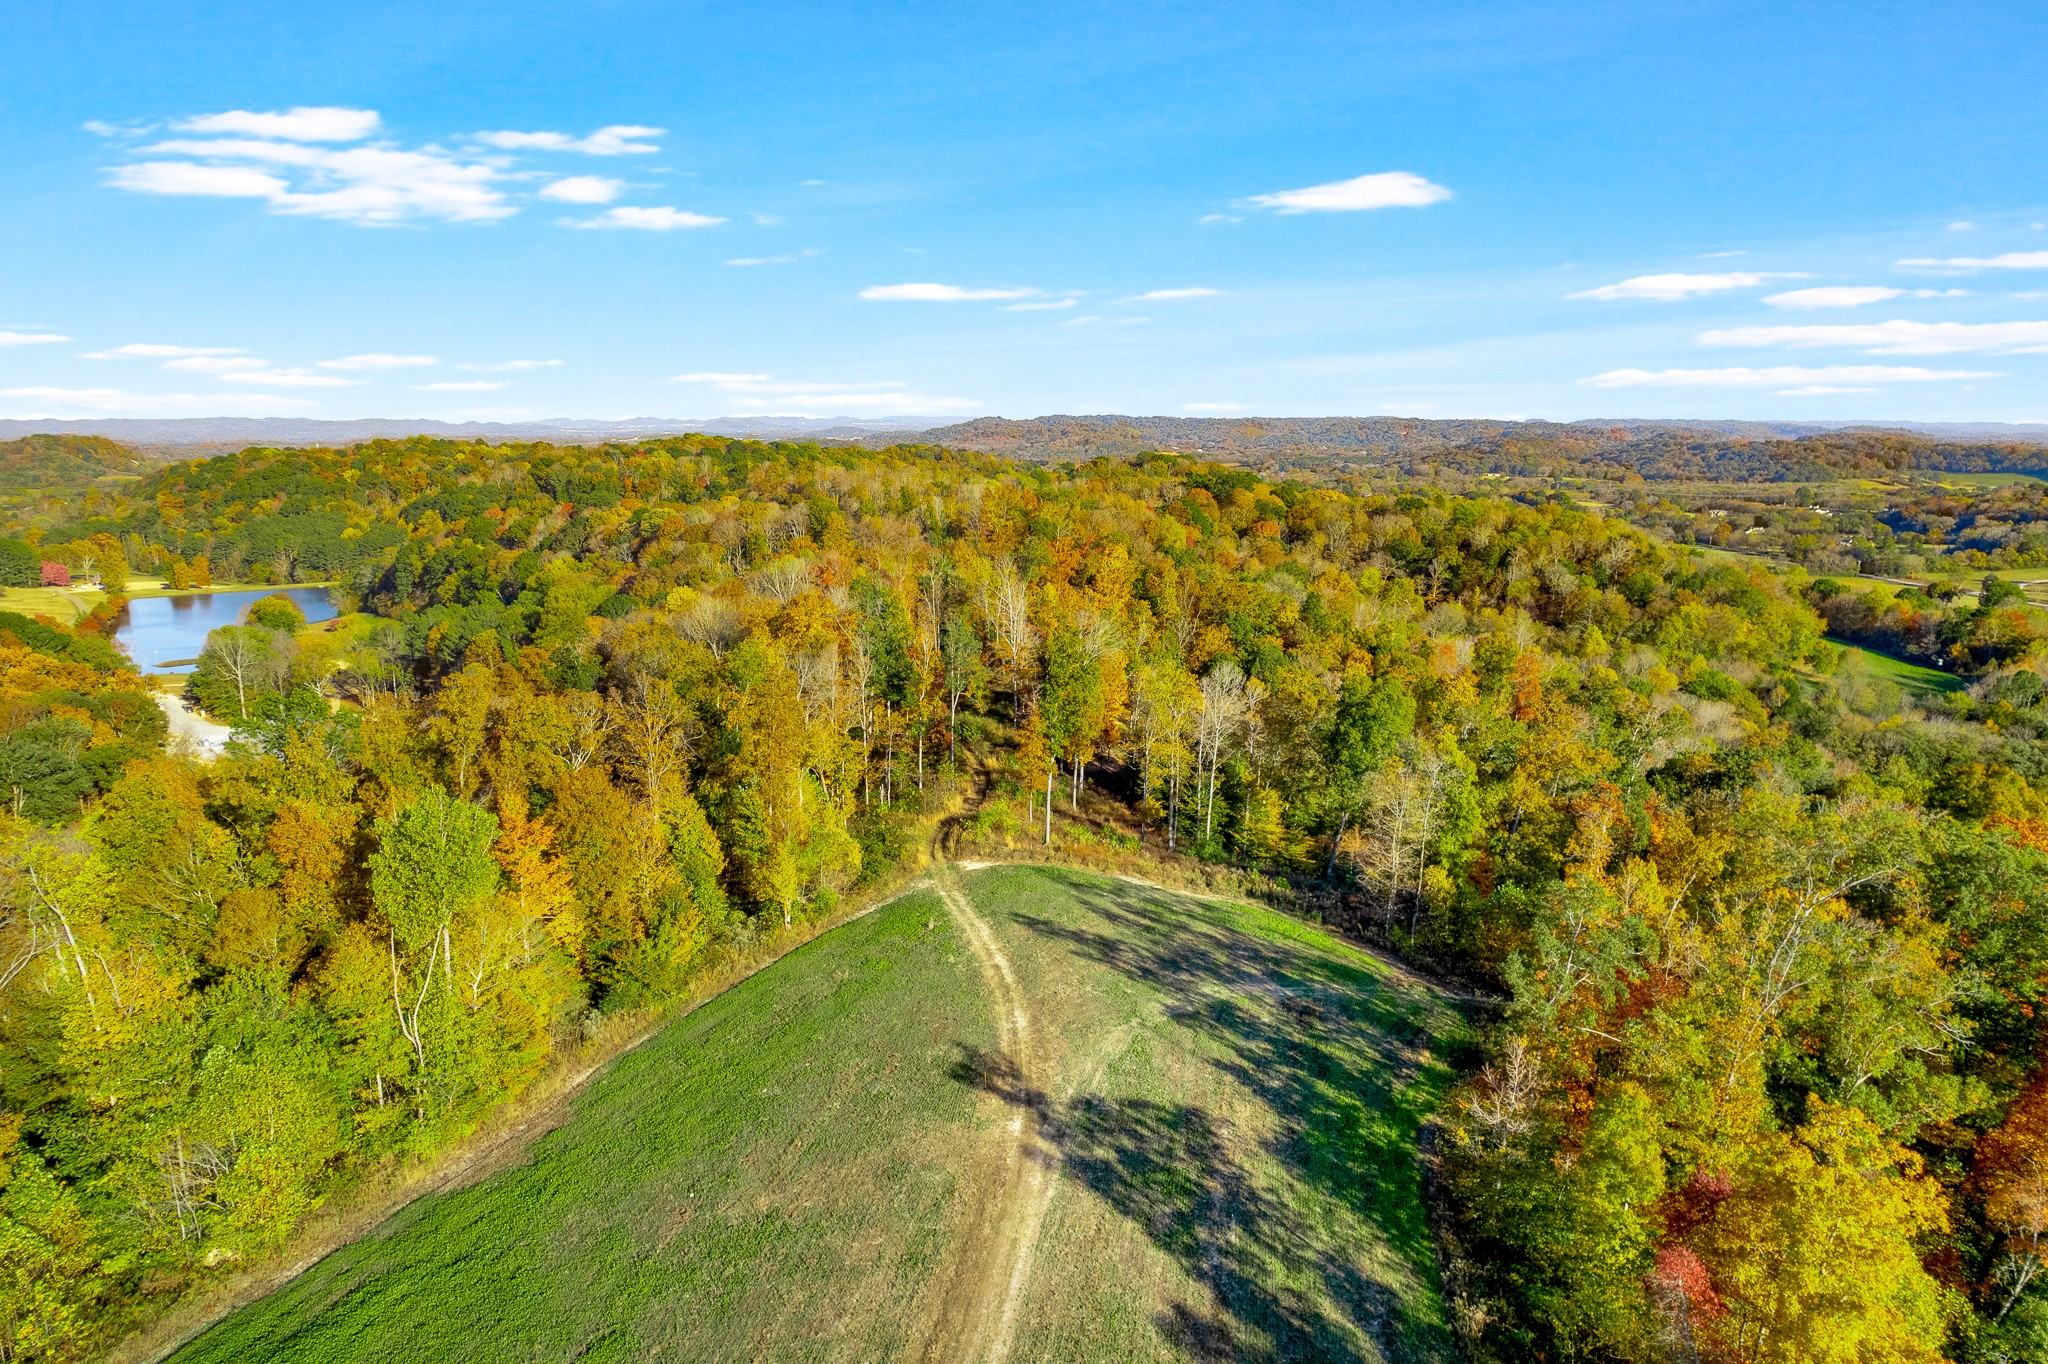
[
  {"left": 1831, "top": 638, "right": 1966, "bottom": 698},
  {"left": 170, "top": 865, "right": 1464, "bottom": 1364}
]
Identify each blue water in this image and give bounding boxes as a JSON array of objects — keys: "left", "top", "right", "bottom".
[{"left": 113, "top": 587, "right": 338, "bottom": 674}]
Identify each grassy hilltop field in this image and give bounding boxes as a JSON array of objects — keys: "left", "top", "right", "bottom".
[{"left": 168, "top": 865, "right": 1464, "bottom": 1364}]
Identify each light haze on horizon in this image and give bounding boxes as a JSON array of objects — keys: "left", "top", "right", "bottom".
[{"left": 3, "top": 1, "right": 2046, "bottom": 426}]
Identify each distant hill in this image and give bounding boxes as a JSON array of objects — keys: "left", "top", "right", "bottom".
[
  {"left": 5, "top": 414, "right": 2048, "bottom": 487},
  {"left": 0, "top": 415, "right": 945, "bottom": 450},
  {"left": 0, "top": 433, "right": 162, "bottom": 493},
  {"left": 855, "top": 415, "right": 2048, "bottom": 482}
]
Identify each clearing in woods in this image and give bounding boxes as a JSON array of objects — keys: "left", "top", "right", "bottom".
[{"left": 169, "top": 864, "right": 1467, "bottom": 1364}]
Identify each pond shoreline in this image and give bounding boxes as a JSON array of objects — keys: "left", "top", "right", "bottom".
[{"left": 113, "top": 586, "right": 339, "bottom": 674}]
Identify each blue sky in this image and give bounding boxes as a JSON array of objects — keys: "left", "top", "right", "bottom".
[{"left": 3, "top": 0, "right": 2046, "bottom": 425}]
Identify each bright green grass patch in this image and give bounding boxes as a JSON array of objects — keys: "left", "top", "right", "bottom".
[
  {"left": 964, "top": 865, "right": 1467, "bottom": 1364},
  {"left": 1832, "top": 639, "right": 1966, "bottom": 697},
  {"left": 0, "top": 585, "right": 100, "bottom": 622},
  {"left": 1927, "top": 471, "right": 2048, "bottom": 488},
  {"left": 173, "top": 867, "right": 1465, "bottom": 1364},
  {"left": 173, "top": 891, "right": 989, "bottom": 1364}
]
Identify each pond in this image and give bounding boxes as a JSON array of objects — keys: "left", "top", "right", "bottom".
[{"left": 113, "top": 587, "right": 338, "bottom": 674}]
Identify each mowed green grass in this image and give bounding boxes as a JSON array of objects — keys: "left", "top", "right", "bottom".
[
  {"left": 0, "top": 584, "right": 101, "bottom": 622},
  {"left": 1833, "top": 639, "right": 1966, "bottom": 697},
  {"left": 973, "top": 866, "right": 1467, "bottom": 1363},
  {"left": 172, "top": 866, "right": 1464, "bottom": 1364}
]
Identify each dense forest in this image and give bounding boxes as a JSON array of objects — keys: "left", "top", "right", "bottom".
[
  {"left": 6, "top": 434, "right": 2048, "bottom": 1361},
  {"left": 880, "top": 415, "right": 2048, "bottom": 485}
]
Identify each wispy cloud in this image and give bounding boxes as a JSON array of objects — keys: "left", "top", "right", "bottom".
[
  {"left": 98, "top": 109, "right": 694, "bottom": 227},
  {"left": 1243, "top": 171, "right": 1451, "bottom": 214},
  {"left": 108, "top": 113, "right": 511, "bottom": 224},
  {"left": 1132, "top": 288, "right": 1219, "bottom": 301},
  {"left": 177, "top": 106, "right": 381, "bottom": 142},
  {"left": 318, "top": 353, "right": 438, "bottom": 371},
  {"left": 667, "top": 371, "right": 977, "bottom": 412},
  {"left": 860, "top": 283, "right": 1035, "bottom": 301},
  {"left": 83, "top": 342, "right": 237, "bottom": 358},
  {"left": 1002, "top": 298, "right": 1079, "bottom": 311},
  {"left": 539, "top": 176, "right": 625, "bottom": 204},
  {"left": 1699, "top": 320, "right": 2048, "bottom": 354},
  {"left": 471, "top": 126, "right": 664, "bottom": 156},
  {"left": 1583, "top": 365, "right": 1999, "bottom": 390},
  {"left": 414, "top": 381, "right": 504, "bottom": 392},
  {"left": 458, "top": 359, "right": 565, "bottom": 371},
  {"left": 1762, "top": 286, "right": 1968, "bottom": 310},
  {"left": 163, "top": 356, "right": 268, "bottom": 374},
  {"left": 1571, "top": 271, "right": 1800, "bottom": 302},
  {"left": 569, "top": 205, "right": 725, "bottom": 230},
  {"left": 0, "top": 386, "right": 315, "bottom": 415},
  {"left": 0, "top": 331, "right": 71, "bottom": 347},
  {"left": 110, "top": 162, "right": 294, "bottom": 201},
  {"left": 726, "top": 248, "right": 823, "bottom": 266},
  {"left": 1897, "top": 251, "right": 2048, "bottom": 271},
  {"left": 219, "top": 368, "right": 360, "bottom": 388}
]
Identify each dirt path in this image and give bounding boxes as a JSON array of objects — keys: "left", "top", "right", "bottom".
[
  {"left": 154, "top": 691, "right": 230, "bottom": 758},
  {"left": 921, "top": 865, "right": 1054, "bottom": 1364}
]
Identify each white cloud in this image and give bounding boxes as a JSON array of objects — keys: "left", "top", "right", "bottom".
[
  {"left": 84, "top": 342, "right": 239, "bottom": 358},
  {"left": 458, "top": 358, "right": 565, "bottom": 371},
  {"left": 1582, "top": 365, "right": 2000, "bottom": 389},
  {"left": 178, "top": 107, "right": 381, "bottom": 142},
  {"left": 318, "top": 353, "right": 439, "bottom": 370},
  {"left": 1570, "top": 271, "right": 1799, "bottom": 302},
  {"left": 0, "top": 386, "right": 314, "bottom": 415},
  {"left": 860, "top": 283, "right": 1035, "bottom": 301},
  {"left": 1699, "top": 319, "right": 2048, "bottom": 354},
  {"left": 1762, "top": 286, "right": 1969, "bottom": 309},
  {"left": 1183, "top": 402, "right": 1249, "bottom": 412},
  {"left": 471, "top": 126, "right": 664, "bottom": 156},
  {"left": 1949, "top": 221, "right": 1977, "bottom": 232},
  {"left": 219, "top": 369, "right": 360, "bottom": 388},
  {"left": 1133, "top": 288, "right": 1220, "bottom": 301},
  {"left": 414, "top": 381, "right": 504, "bottom": 392},
  {"left": 163, "top": 355, "right": 269, "bottom": 374},
  {"left": 569, "top": 205, "right": 725, "bottom": 230},
  {"left": 1897, "top": 251, "right": 2048, "bottom": 271},
  {"left": 1002, "top": 299, "right": 1079, "bottom": 311},
  {"left": 539, "top": 175, "right": 625, "bottom": 204},
  {"left": 1244, "top": 170, "right": 1451, "bottom": 214},
  {"left": 111, "top": 130, "right": 511, "bottom": 224},
  {"left": 726, "top": 248, "right": 823, "bottom": 266},
  {"left": 110, "top": 162, "right": 292, "bottom": 200},
  {"left": 0, "top": 331, "right": 70, "bottom": 347}
]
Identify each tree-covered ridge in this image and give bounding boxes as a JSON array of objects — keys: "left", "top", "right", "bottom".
[
  {"left": 885, "top": 415, "right": 2048, "bottom": 484},
  {"left": 4, "top": 434, "right": 2048, "bottom": 1360},
  {"left": 0, "top": 435, "right": 154, "bottom": 498}
]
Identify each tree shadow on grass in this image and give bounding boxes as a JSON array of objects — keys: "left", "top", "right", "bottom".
[
  {"left": 952, "top": 873, "right": 1461, "bottom": 1362},
  {"left": 953, "top": 1044, "right": 1398, "bottom": 1362}
]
